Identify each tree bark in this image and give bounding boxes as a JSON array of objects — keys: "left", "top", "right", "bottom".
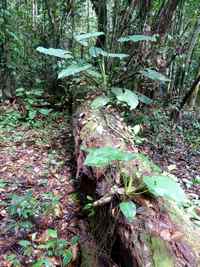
[
  {"left": 74, "top": 98, "right": 200, "bottom": 267},
  {"left": 153, "top": 0, "right": 182, "bottom": 36},
  {"left": 90, "top": 0, "right": 107, "bottom": 48},
  {"left": 0, "top": 0, "right": 15, "bottom": 99}
]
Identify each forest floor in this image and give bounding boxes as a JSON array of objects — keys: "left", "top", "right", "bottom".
[
  {"left": 0, "top": 101, "right": 200, "bottom": 266},
  {"left": 135, "top": 106, "right": 200, "bottom": 222},
  {"left": 0, "top": 103, "right": 81, "bottom": 266}
]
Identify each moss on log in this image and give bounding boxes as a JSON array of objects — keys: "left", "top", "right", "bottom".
[{"left": 73, "top": 101, "right": 200, "bottom": 267}]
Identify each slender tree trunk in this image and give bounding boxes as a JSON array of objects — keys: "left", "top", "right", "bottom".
[
  {"left": 180, "top": 73, "right": 200, "bottom": 110},
  {"left": 90, "top": 0, "right": 107, "bottom": 48},
  {"left": 32, "top": 0, "right": 38, "bottom": 30},
  {"left": 153, "top": 0, "right": 182, "bottom": 36},
  {"left": 171, "top": 73, "right": 200, "bottom": 120},
  {"left": 181, "top": 16, "right": 200, "bottom": 92},
  {"left": 0, "top": 0, "right": 15, "bottom": 99}
]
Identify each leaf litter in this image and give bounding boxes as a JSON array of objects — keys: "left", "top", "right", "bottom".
[{"left": 0, "top": 103, "right": 81, "bottom": 266}]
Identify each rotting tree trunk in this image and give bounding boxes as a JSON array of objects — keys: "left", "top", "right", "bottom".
[{"left": 73, "top": 99, "right": 200, "bottom": 267}]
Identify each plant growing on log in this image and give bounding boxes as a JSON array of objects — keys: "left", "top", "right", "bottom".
[
  {"left": 83, "top": 146, "right": 187, "bottom": 222},
  {"left": 36, "top": 31, "right": 171, "bottom": 111}
]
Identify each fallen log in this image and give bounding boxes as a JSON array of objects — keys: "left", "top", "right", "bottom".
[{"left": 73, "top": 99, "right": 200, "bottom": 267}]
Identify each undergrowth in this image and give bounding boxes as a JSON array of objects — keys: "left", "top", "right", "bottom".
[
  {"left": 131, "top": 105, "right": 200, "bottom": 151},
  {"left": 0, "top": 97, "right": 79, "bottom": 266}
]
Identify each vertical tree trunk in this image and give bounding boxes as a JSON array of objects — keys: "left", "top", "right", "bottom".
[
  {"left": 171, "top": 73, "right": 200, "bottom": 120},
  {"left": 32, "top": 0, "right": 38, "bottom": 30},
  {"left": 90, "top": 0, "right": 107, "bottom": 48},
  {"left": 153, "top": 0, "right": 182, "bottom": 36},
  {"left": 181, "top": 16, "right": 200, "bottom": 92},
  {"left": 0, "top": 0, "right": 15, "bottom": 99}
]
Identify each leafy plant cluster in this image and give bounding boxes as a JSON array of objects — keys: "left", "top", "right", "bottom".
[
  {"left": 1, "top": 188, "right": 78, "bottom": 267},
  {"left": 0, "top": 87, "right": 65, "bottom": 131},
  {"left": 133, "top": 107, "right": 200, "bottom": 150},
  {"left": 133, "top": 108, "right": 175, "bottom": 149},
  {"left": 7, "top": 191, "right": 60, "bottom": 220},
  {"left": 15, "top": 87, "right": 52, "bottom": 124},
  {"left": 6, "top": 229, "right": 78, "bottom": 267},
  {"left": 0, "top": 108, "right": 21, "bottom": 130},
  {"left": 180, "top": 114, "right": 200, "bottom": 149},
  {"left": 82, "top": 146, "right": 187, "bottom": 223},
  {"left": 36, "top": 32, "right": 171, "bottom": 113}
]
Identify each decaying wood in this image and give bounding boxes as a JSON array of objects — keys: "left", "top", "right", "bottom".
[{"left": 73, "top": 100, "right": 200, "bottom": 267}]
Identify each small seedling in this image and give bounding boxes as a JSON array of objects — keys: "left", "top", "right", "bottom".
[
  {"left": 8, "top": 191, "right": 39, "bottom": 219},
  {"left": 36, "top": 229, "right": 79, "bottom": 266},
  {"left": 6, "top": 254, "right": 21, "bottom": 267}
]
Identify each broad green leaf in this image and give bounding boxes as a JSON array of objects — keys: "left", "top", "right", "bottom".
[
  {"left": 89, "top": 47, "right": 128, "bottom": 59},
  {"left": 32, "top": 89, "right": 43, "bottom": 97},
  {"left": 143, "top": 175, "right": 187, "bottom": 204},
  {"left": 16, "top": 87, "right": 25, "bottom": 97},
  {"left": 32, "top": 260, "right": 44, "bottom": 267},
  {"left": 71, "top": 235, "right": 80, "bottom": 245},
  {"left": 91, "top": 96, "right": 110, "bottom": 109},
  {"left": 133, "top": 125, "right": 140, "bottom": 135},
  {"left": 141, "top": 69, "right": 170, "bottom": 82},
  {"left": 18, "top": 240, "right": 31, "bottom": 247},
  {"left": 74, "top": 32, "right": 104, "bottom": 46},
  {"left": 85, "top": 69, "right": 102, "bottom": 79},
  {"left": 63, "top": 249, "right": 73, "bottom": 266},
  {"left": 58, "top": 64, "right": 92, "bottom": 79},
  {"left": 28, "top": 110, "right": 37, "bottom": 120},
  {"left": 75, "top": 32, "right": 105, "bottom": 40},
  {"left": 135, "top": 91, "right": 153, "bottom": 104},
  {"left": 112, "top": 87, "right": 139, "bottom": 110},
  {"left": 118, "top": 34, "right": 157, "bottom": 43},
  {"left": 36, "top": 47, "right": 73, "bottom": 59},
  {"left": 89, "top": 47, "right": 106, "bottom": 57},
  {"left": 47, "top": 229, "right": 57, "bottom": 239},
  {"left": 38, "top": 108, "right": 52, "bottom": 116},
  {"left": 33, "top": 258, "right": 53, "bottom": 267},
  {"left": 119, "top": 201, "right": 136, "bottom": 222},
  {"left": 105, "top": 52, "right": 129, "bottom": 59},
  {"left": 84, "top": 147, "right": 136, "bottom": 167}
]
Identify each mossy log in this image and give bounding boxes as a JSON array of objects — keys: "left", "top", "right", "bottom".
[{"left": 73, "top": 100, "right": 200, "bottom": 267}]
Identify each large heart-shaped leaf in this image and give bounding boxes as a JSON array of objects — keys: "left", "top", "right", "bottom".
[
  {"left": 38, "top": 108, "right": 52, "bottom": 116},
  {"left": 91, "top": 96, "right": 110, "bottom": 109},
  {"left": 58, "top": 64, "right": 92, "bottom": 79},
  {"left": 143, "top": 175, "right": 187, "bottom": 204},
  {"left": 36, "top": 47, "right": 73, "bottom": 59},
  {"left": 89, "top": 47, "right": 106, "bottom": 57},
  {"left": 112, "top": 87, "right": 139, "bottom": 110},
  {"left": 135, "top": 91, "right": 153, "bottom": 104},
  {"left": 89, "top": 47, "right": 129, "bottom": 59},
  {"left": 74, "top": 32, "right": 105, "bottom": 46},
  {"left": 141, "top": 69, "right": 170, "bottom": 82},
  {"left": 84, "top": 147, "right": 136, "bottom": 167},
  {"left": 119, "top": 201, "right": 136, "bottom": 222},
  {"left": 118, "top": 34, "right": 157, "bottom": 43}
]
